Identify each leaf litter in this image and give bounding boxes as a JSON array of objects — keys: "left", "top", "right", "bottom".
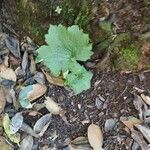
[{"left": 0, "top": 7, "right": 150, "bottom": 148}]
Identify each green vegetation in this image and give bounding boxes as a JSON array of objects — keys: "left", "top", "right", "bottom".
[
  {"left": 115, "top": 47, "right": 139, "bottom": 70},
  {"left": 36, "top": 24, "right": 93, "bottom": 94}
]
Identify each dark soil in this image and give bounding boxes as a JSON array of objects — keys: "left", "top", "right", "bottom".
[
  {"left": 0, "top": 0, "right": 150, "bottom": 150},
  {"left": 39, "top": 70, "right": 149, "bottom": 149}
]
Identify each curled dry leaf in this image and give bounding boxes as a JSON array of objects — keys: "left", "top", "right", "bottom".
[
  {"left": 10, "top": 112, "right": 23, "bottom": 134},
  {"left": 69, "top": 144, "right": 92, "bottom": 150},
  {"left": 133, "top": 94, "right": 147, "bottom": 120},
  {"left": 133, "top": 87, "right": 145, "bottom": 93},
  {"left": 5, "top": 34, "right": 20, "bottom": 58},
  {"left": 131, "top": 129, "right": 149, "bottom": 150},
  {"left": 45, "top": 97, "right": 61, "bottom": 115},
  {"left": 21, "top": 51, "right": 28, "bottom": 73},
  {"left": 2, "top": 113, "right": 20, "bottom": 146},
  {"left": 29, "top": 54, "right": 36, "bottom": 75},
  {"left": 0, "top": 87, "right": 6, "bottom": 113},
  {"left": 20, "top": 123, "right": 38, "bottom": 137},
  {"left": 33, "top": 72, "right": 45, "bottom": 84},
  {"left": 19, "top": 83, "right": 47, "bottom": 108},
  {"left": 33, "top": 113, "right": 52, "bottom": 135},
  {"left": 0, "top": 136, "right": 13, "bottom": 150},
  {"left": 71, "top": 136, "right": 92, "bottom": 150},
  {"left": 71, "top": 136, "right": 88, "bottom": 145},
  {"left": 141, "top": 94, "right": 150, "bottom": 106},
  {"left": 3, "top": 55, "right": 9, "bottom": 67},
  {"left": 42, "top": 69, "right": 64, "bottom": 87},
  {"left": 0, "top": 65, "right": 16, "bottom": 82},
  {"left": 135, "top": 124, "right": 150, "bottom": 143},
  {"left": 88, "top": 124, "right": 104, "bottom": 150},
  {"left": 19, "top": 135, "right": 33, "bottom": 150}
]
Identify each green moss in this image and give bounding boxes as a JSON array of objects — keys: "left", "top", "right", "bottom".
[
  {"left": 116, "top": 47, "right": 139, "bottom": 70},
  {"left": 74, "top": 0, "right": 91, "bottom": 30},
  {"left": 16, "top": 0, "right": 51, "bottom": 44},
  {"left": 15, "top": 0, "right": 92, "bottom": 44}
]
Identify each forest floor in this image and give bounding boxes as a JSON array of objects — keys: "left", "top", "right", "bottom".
[{"left": 0, "top": 0, "right": 150, "bottom": 150}]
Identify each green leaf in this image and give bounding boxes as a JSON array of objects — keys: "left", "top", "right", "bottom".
[
  {"left": 36, "top": 24, "right": 93, "bottom": 94},
  {"left": 37, "top": 24, "right": 93, "bottom": 76},
  {"left": 65, "top": 62, "right": 93, "bottom": 94}
]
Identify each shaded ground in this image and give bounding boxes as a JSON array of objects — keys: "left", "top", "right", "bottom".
[
  {"left": 0, "top": 0, "right": 150, "bottom": 150},
  {"left": 39, "top": 70, "right": 149, "bottom": 149}
]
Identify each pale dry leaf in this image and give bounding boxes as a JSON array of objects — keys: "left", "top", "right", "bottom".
[
  {"left": 42, "top": 69, "right": 64, "bottom": 87},
  {"left": 0, "top": 87, "right": 6, "bottom": 113},
  {"left": 0, "top": 136, "right": 13, "bottom": 150},
  {"left": 10, "top": 112, "right": 23, "bottom": 134},
  {"left": 71, "top": 136, "right": 88, "bottom": 145},
  {"left": 131, "top": 129, "right": 150, "bottom": 150},
  {"left": 3, "top": 55, "right": 9, "bottom": 67},
  {"left": 19, "top": 135, "right": 33, "bottom": 150},
  {"left": 88, "top": 124, "right": 104, "bottom": 150},
  {"left": 141, "top": 94, "right": 150, "bottom": 106},
  {"left": 135, "top": 124, "right": 150, "bottom": 143},
  {"left": 33, "top": 113, "right": 52, "bottom": 135},
  {"left": 0, "top": 65, "right": 16, "bottom": 82},
  {"left": 19, "top": 83, "right": 47, "bottom": 108},
  {"left": 21, "top": 51, "right": 28, "bottom": 73},
  {"left": 45, "top": 97, "right": 61, "bottom": 115},
  {"left": 29, "top": 54, "right": 36, "bottom": 74},
  {"left": 27, "top": 84, "right": 47, "bottom": 102},
  {"left": 20, "top": 123, "right": 38, "bottom": 137},
  {"left": 69, "top": 144, "right": 92, "bottom": 150}
]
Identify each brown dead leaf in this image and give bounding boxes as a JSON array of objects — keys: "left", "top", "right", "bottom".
[
  {"left": 9, "top": 54, "right": 21, "bottom": 65},
  {"left": 42, "top": 69, "right": 64, "bottom": 87},
  {"left": 88, "top": 124, "right": 104, "bottom": 150},
  {"left": 0, "top": 64, "right": 16, "bottom": 82},
  {"left": 0, "top": 87, "right": 6, "bottom": 113},
  {"left": 121, "top": 120, "right": 134, "bottom": 130},
  {"left": 28, "top": 84, "right": 47, "bottom": 102}
]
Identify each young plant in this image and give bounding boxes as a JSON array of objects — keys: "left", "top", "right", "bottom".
[{"left": 36, "top": 24, "right": 93, "bottom": 94}]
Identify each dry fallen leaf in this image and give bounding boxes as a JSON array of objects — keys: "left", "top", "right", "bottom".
[
  {"left": 0, "top": 65, "right": 16, "bottom": 82},
  {"left": 69, "top": 144, "right": 92, "bottom": 150},
  {"left": 88, "top": 124, "right": 104, "bottom": 150},
  {"left": 29, "top": 54, "right": 36, "bottom": 75},
  {"left": 0, "top": 87, "right": 6, "bottom": 113},
  {"left": 131, "top": 129, "right": 149, "bottom": 150},
  {"left": 20, "top": 123, "right": 38, "bottom": 137},
  {"left": 42, "top": 69, "right": 64, "bottom": 87},
  {"left": 33, "top": 113, "right": 52, "bottom": 136},
  {"left": 0, "top": 136, "right": 13, "bottom": 150},
  {"left": 70, "top": 136, "right": 92, "bottom": 150},
  {"left": 19, "top": 83, "right": 47, "bottom": 108},
  {"left": 141, "top": 94, "right": 150, "bottom": 106},
  {"left": 45, "top": 97, "right": 61, "bottom": 115},
  {"left": 27, "top": 84, "right": 47, "bottom": 102},
  {"left": 71, "top": 136, "right": 88, "bottom": 145},
  {"left": 2, "top": 113, "right": 20, "bottom": 146},
  {"left": 19, "top": 135, "right": 33, "bottom": 150},
  {"left": 135, "top": 124, "right": 150, "bottom": 143}
]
